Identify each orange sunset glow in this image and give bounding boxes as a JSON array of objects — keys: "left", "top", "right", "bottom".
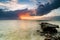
[
  {"left": 18, "top": 12, "right": 32, "bottom": 20},
  {"left": 18, "top": 10, "right": 53, "bottom": 20},
  {"left": 18, "top": 12, "right": 51, "bottom": 20}
]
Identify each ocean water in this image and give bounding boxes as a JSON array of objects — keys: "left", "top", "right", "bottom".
[{"left": 0, "top": 20, "right": 60, "bottom": 40}]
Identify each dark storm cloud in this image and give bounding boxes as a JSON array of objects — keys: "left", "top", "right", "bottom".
[
  {"left": 36, "top": 0, "right": 60, "bottom": 16},
  {"left": 0, "top": 9, "right": 28, "bottom": 20}
]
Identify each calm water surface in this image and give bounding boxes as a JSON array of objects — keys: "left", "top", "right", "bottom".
[{"left": 0, "top": 20, "right": 60, "bottom": 40}]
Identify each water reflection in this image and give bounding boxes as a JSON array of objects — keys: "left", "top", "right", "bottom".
[{"left": 0, "top": 20, "right": 60, "bottom": 40}]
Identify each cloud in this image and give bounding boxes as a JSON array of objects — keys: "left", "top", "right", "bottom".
[
  {"left": 30, "top": 0, "right": 37, "bottom": 3},
  {"left": 0, "top": 0, "right": 29, "bottom": 11},
  {"left": 43, "top": 10, "right": 57, "bottom": 17},
  {"left": 36, "top": 0, "right": 60, "bottom": 16}
]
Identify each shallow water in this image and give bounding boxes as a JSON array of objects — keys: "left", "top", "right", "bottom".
[{"left": 0, "top": 20, "right": 60, "bottom": 40}]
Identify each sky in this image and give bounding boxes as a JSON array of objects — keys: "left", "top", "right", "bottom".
[
  {"left": 0, "top": 0, "right": 54, "bottom": 10},
  {"left": 0, "top": 0, "right": 37, "bottom": 11},
  {"left": 0, "top": 0, "right": 60, "bottom": 20}
]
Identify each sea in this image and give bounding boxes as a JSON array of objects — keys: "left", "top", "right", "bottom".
[{"left": 0, "top": 20, "right": 60, "bottom": 40}]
